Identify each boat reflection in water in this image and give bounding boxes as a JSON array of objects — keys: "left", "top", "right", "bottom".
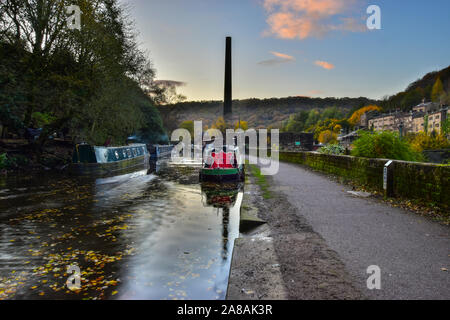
[
  {"left": 200, "top": 182, "right": 242, "bottom": 209},
  {"left": 200, "top": 182, "right": 243, "bottom": 262},
  {"left": 106, "top": 166, "right": 243, "bottom": 300},
  {"left": 0, "top": 159, "right": 243, "bottom": 300}
]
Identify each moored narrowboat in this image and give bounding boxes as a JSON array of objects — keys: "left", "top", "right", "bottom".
[
  {"left": 199, "top": 144, "right": 245, "bottom": 182},
  {"left": 69, "top": 143, "right": 149, "bottom": 175},
  {"left": 148, "top": 144, "right": 175, "bottom": 160}
]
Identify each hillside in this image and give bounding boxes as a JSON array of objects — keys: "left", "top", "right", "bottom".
[
  {"left": 158, "top": 65, "right": 450, "bottom": 133},
  {"left": 158, "top": 96, "right": 376, "bottom": 132},
  {"left": 381, "top": 65, "right": 450, "bottom": 111}
]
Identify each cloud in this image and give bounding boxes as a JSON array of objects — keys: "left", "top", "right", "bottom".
[
  {"left": 270, "top": 51, "right": 295, "bottom": 60},
  {"left": 262, "top": 0, "right": 365, "bottom": 40},
  {"left": 258, "top": 51, "right": 295, "bottom": 66},
  {"left": 308, "top": 89, "right": 324, "bottom": 95},
  {"left": 314, "top": 60, "right": 335, "bottom": 69}
]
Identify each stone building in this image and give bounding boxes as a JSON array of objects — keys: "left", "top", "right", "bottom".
[
  {"left": 412, "top": 101, "right": 439, "bottom": 113},
  {"left": 337, "top": 131, "right": 359, "bottom": 150},
  {"left": 427, "top": 108, "right": 449, "bottom": 134},
  {"left": 368, "top": 113, "right": 396, "bottom": 132},
  {"left": 358, "top": 110, "right": 379, "bottom": 129},
  {"left": 367, "top": 103, "right": 448, "bottom": 135},
  {"left": 394, "top": 112, "right": 414, "bottom": 134},
  {"left": 412, "top": 112, "right": 425, "bottom": 133}
]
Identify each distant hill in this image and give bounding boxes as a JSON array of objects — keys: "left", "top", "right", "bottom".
[
  {"left": 158, "top": 65, "right": 450, "bottom": 132},
  {"left": 381, "top": 65, "right": 450, "bottom": 111},
  {"left": 407, "top": 65, "right": 450, "bottom": 92},
  {"left": 157, "top": 96, "right": 376, "bottom": 132}
]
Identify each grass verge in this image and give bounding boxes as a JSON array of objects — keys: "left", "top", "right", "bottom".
[{"left": 248, "top": 163, "right": 272, "bottom": 199}]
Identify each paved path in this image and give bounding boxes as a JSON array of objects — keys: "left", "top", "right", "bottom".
[{"left": 267, "top": 160, "right": 449, "bottom": 300}]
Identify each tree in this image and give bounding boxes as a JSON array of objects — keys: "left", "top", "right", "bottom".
[
  {"left": 318, "top": 130, "right": 337, "bottom": 144},
  {"left": 409, "top": 132, "right": 450, "bottom": 152},
  {"left": 348, "top": 105, "right": 381, "bottom": 127},
  {"left": 305, "top": 109, "right": 320, "bottom": 128},
  {"left": 401, "top": 88, "right": 424, "bottom": 109},
  {"left": 321, "top": 106, "right": 343, "bottom": 120},
  {"left": 439, "top": 92, "right": 450, "bottom": 105},
  {"left": 179, "top": 120, "right": 194, "bottom": 138},
  {"left": 211, "top": 116, "right": 227, "bottom": 134},
  {"left": 431, "top": 77, "right": 444, "bottom": 103},
  {"left": 234, "top": 120, "right": 248, "bottom": 131},
  {"left": 153, "top": 81, "right": 187, "bottom": 105},
  {"left": 442, "top": 118, "right": 450, "bottom": 136},
  {"left": 333, "top": 124, "right": 342, "bottom": 134},
  {"left": 282, "top": 110, "right": 308, "bottom": 132},
  {"left": 0, "top": 0, "right": 167, "bottom": 148},
  {"left": 351, "top": 131, "right": 423, "bottom": 161}
]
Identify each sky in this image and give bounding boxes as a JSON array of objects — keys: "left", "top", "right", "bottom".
[{"left": 120, "top": 0, "right": 450, "bottom": 101}]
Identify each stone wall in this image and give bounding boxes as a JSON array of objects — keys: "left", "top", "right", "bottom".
[
  {"left": 423, "top": 149, "right": 450, "bottom": 164},
  {"left": 279, "top": 151, "right": 450, "bottom": 208}
]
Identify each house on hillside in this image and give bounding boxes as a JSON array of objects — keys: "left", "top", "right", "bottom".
[
  {"left": 338, "top": 131, "right": 359, "bottom": 150},
  {"left": 412, "top": 100, "right": 439, "bottom": 113},
  {"left": 426, "top": 108, "right": 449, "bottom": 133},
  {"left": 366, "top": 101, "right": 448, "bottom": 135}
]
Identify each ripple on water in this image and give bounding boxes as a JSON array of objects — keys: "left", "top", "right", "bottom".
[{"left": 0, "top": 168, "right": 242, "bottom": 300}]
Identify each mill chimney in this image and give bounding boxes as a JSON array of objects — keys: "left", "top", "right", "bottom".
[{"left": 224, "top": 37, "right": 232, "bottom": 119}]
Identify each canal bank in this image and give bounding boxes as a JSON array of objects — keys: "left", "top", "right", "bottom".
[{"left": 227, "top": 164, "right": 364, "bottom": 300}]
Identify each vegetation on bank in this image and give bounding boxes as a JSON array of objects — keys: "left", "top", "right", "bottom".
[
  {"left": 0, "top": 0, "right": 169, "bottom": 154},
  {"left": 407, "top": 132, "right": 450, "bottom": 152},
  {"left": 318, "top": 144, "right": 345, "bottom": 155},
  {"left": 351, "top": 131, "right": 424, "bottom": 162},
  {"left": 248, "top": 164, "right": 272, "bottom": 199},
  {"left": 0, "top": 152, "right": 29, "bottom": 170},
  {"left": 316, "top": 130, "right": 450, "bottom": 162}
]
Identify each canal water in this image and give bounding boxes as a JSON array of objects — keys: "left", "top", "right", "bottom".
[{"left": 0, "top": 163, "right": 243, "bottom": 300}]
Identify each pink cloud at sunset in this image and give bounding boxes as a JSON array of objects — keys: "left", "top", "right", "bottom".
[
  {"left": 262, "top": 0, "right": 365, "bottom": 40},
  {"left": 270, "top": 51, "right": 295, "bottom": 60},
  {"left": 258, "top": 51, "right": 296, "bottom": 66},
  {"left": 314, "top": 60, "right": 335, "bottom": 69}
]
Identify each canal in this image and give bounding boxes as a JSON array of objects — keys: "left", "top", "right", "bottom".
[{"left": 0, "top": 162, "right": 243, "bottom": 300}]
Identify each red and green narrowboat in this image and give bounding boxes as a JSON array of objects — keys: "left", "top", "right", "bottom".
[{"left": 199, "top": 144, "right": 245, "bottom": 182}]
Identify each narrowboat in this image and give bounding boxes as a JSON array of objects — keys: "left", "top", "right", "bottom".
[
  {"left": 148, "top": 144, "right": 175, "bottom": 160},
  {"left": 69, "top": 143, "right": 149, "bottom": 175},
  {"left": 199, "top": 143, "right": 245, "bottom": 182}
]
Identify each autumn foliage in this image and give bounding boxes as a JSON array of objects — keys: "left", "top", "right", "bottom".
[
  {"left": 348, "top": 105, "right": 382, "bottom": 126},
  {"left": 318, "top": 130, "right": 338, "bottom": 144},
  {"left": 408, "top": 132, "right": 450, "bottom": 152}
]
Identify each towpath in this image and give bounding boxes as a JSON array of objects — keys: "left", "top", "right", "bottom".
[{"left": 266, "top": 159, "right": 450, "bottom": 299}]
